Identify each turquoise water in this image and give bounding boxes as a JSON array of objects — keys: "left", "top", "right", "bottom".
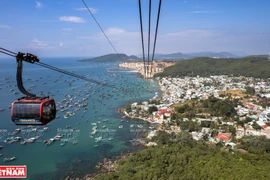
[{"left": 0, "top": 57, "right": 161, "bottom": 179}]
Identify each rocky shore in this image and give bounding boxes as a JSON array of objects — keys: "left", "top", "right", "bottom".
[
  {"left": 117, "top": 108, "right": 157, "bottom": 124},
  {"left": 66, "top": 153, "right": 134, "bottom": 180}
]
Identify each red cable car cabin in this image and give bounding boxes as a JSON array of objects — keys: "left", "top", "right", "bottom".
[{"left": 11, "top": 97, "right": 56, "bottom": 125}]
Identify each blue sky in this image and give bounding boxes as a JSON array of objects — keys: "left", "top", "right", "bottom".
[{"left": 0, "top": 0, "right": 270, "bottom": 57}]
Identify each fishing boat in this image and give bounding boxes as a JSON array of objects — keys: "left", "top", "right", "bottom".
[
  {"left": 137, "top": 124, "right": 143, "bottom": 128},
  {"left": 4, "top": 137, "right": 14, "bottom": 143},
  {"left": 60, "top": 143, "right": 65, "bottom": 147},
  {"left": 25, "top": 137, "right": 36, "bottom": 143},
  {"left": 102, "top": 119, "right": 108, "bottom": 122},
  {"left": 10, "top": 128, "right": 21, "bottom": 135},
  {"left": 0, "top": 146, "right": 3, "bottom": 149},
  {"left": 3, "top": 157, "right": 15, "bottom": 162},
  {"left": 119, "top": 124, "right": 123, "bottom": 128},
  {"left": 73, "top": 140, "right": 78, "bottom": 145},
  {"left": 6, "top": 137, "right": 21, "bottom": 144},
  {"left": 95, "top": 137, "right": 102, "bottom": 142}
]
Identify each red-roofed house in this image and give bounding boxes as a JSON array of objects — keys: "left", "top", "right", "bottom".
[
  {"left": 215, "top": 133, "right": 231, "bottom": 143},
  {"left": 243, "top": 102, "right": 257, "bottom": 111},
  {"left": 263, "top": 124, "right": 269, "bottom": 129},
  {"left": 158, "top": 109, "right": 173, "bottom": 117}
]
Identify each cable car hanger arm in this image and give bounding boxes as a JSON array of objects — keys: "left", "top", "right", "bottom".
[{"left": 16, "top": 52, "right": 38, "bottom": 97}]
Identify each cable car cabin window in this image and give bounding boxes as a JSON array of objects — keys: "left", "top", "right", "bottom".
[
  {"left": 42, "top": 101, "right": 56, "bottom": 121},
  {"left": 13, "top": 103, "right": 40, "bottom": 118}
]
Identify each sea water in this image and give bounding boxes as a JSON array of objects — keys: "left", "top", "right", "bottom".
[{"left": 0, "top": 57, "right": 161, "bottom": 179}]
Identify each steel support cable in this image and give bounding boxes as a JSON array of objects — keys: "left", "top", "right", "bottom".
[
  {"left": 147, "top": 0, "right": 152, "bottom": 77},
  {"left": 0, "top": 50, "right": 16, "bottom": 57},
  {"left": 138, "top": 0, "right": 146, "bottom": 77},
  {"left": 0, "top": 47, "right": 116, "bottom": 89},
  {"left": 35, "top": 62, "right": 115, "bottom": 88},
  {"left": 150, "top": 0, "right": 162, "bottom": 75},
  {"left": 0, "top": 47, "right": 17, "bottom": 55},
  {"left": 81, "top": 0, "right": 124, "bottom": 61}
]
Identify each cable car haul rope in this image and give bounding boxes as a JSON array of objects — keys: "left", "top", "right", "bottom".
[
  {"left": 0, "top": 47, "right": 114, "bottom": 126},
  {"left": 0, "top": 0, "right": 162, "bottom": 126}
]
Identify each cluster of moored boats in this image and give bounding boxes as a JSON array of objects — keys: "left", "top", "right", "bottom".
[
  {"left": 0, "top": 70, "right": 157, "bottom": 162},
  {"left": 0, "top": 145, "right": 15, "bottom": 162}
]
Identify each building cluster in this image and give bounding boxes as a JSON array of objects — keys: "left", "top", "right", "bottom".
[
  {"left": 125, "top": 75, "right": 270, "bottom": 148},
  {"left": 118, "top": 62, "right": 175, "bottom": 78}
]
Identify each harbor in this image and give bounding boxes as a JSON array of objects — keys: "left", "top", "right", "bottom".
[{"left": 0, "top": 59, "right": 160, "bottom": 179}]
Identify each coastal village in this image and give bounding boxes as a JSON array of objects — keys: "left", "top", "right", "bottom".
[
  {"left": 118, "top": 61, "right": 175, "bottom": 78},
  {"left": 118, "top": 62, "right": 270, "bottom": 149}
]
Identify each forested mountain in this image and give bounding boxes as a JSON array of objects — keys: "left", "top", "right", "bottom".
[
  {"left": 154, "top": 56, "right": 270, "bottom": 78},
  {"left": 77, "top": 54, "right": 139, "bottom": 62},
  {"left": 95, "top": 132, "right": 270, "bottom": 180}
]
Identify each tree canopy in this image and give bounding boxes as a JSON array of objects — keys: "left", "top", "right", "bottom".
[
  {"left": 154, "top": 57, "right": 270, "bottom": 78},
  {"left": 94, "top": 133, "right": 270, "bottom": 180}
]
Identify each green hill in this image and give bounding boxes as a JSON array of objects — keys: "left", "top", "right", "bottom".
[
  {"left": 154, "top": 56, "right": 270, "bottom": 78},
  {"left": 77, "top": 53, "right": 140, "bottom": 62},
  {"left": 95, "top": 132, "right": 270, "bottom": 180}
]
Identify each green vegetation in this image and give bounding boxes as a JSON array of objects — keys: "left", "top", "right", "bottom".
[
  {"left": 77, "top": 53, "right": 139, "bottom": 62},
  {"left": 174, "top": 97, "right": 237, "bottom": 120},
  {"left": 237, "top": 135, "right": 270, "bottom": 155},
  {"left": 246, "top": 86, "right": 255, "bottom": 95},
  {"left": 148, "top": 106, "right": 158, "bottom": 114},
  {"left": 95, "top": 132, "right": 270, "bottom": 180},
  {"left": 154, "top": 56, "right": 270, "bottom": 78},
  {"left": 125, "top": 103, "right": 132, "bottom": 113}
]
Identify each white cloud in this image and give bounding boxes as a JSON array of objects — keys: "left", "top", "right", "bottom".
[
  {"left": 70, "top": 28, "right": 270, "bottom": 56},
  {"left": 166, "top": 29, "right": 215, "bottom": 38},
  {"left": 76, "top": 27, "right": 141, "bottom": 55},
  {"left": 105, "top": 27, "right": 126, "bottom": 35},
  {"left": 191, "top": 10, "right": 219, "bottom": 14},
  {"left": 28, "top": 38, "right": 53, "bottom": 49},
  {"left": 59, "top": 16, "right": 86, "bottom": 23},
  {"left": 36, "top": 1, "right": 42, "bottom": 8},
  {"left": 60, "top": 43, "right": 63, "bottom": 47},
  {"left": 61, "top": 28, "right": 72, "bottom": 31},
  {"left": 193, "top": 6, "right": 201, "bottom": 9},
  {"left": 75, "top": 7, "right": 98, "bottom": 13},
  {"left": 0, "top": 25, "right": 11, "bottom": 28}
]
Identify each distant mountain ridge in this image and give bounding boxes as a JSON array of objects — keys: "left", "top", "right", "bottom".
[
  {"left": 77, "top": 53, "right": 139, "bottom": 62},
  {"left": 153, "top": 51, "right": 239, "bottom": 59},
  {"left": 77, "top": 52, "right": 268, "bottom": 62}
]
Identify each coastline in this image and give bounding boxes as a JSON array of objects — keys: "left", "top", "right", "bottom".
[
  {"left": 118, "top": 62, "right": 176, "bottom": 79},
  {"left": 63, "top": 64, "right": 163, "bottom": 180}
]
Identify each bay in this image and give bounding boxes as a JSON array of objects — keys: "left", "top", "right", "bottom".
[{"left": 0, "top": 57, "right": 161, "bottom": 179}]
